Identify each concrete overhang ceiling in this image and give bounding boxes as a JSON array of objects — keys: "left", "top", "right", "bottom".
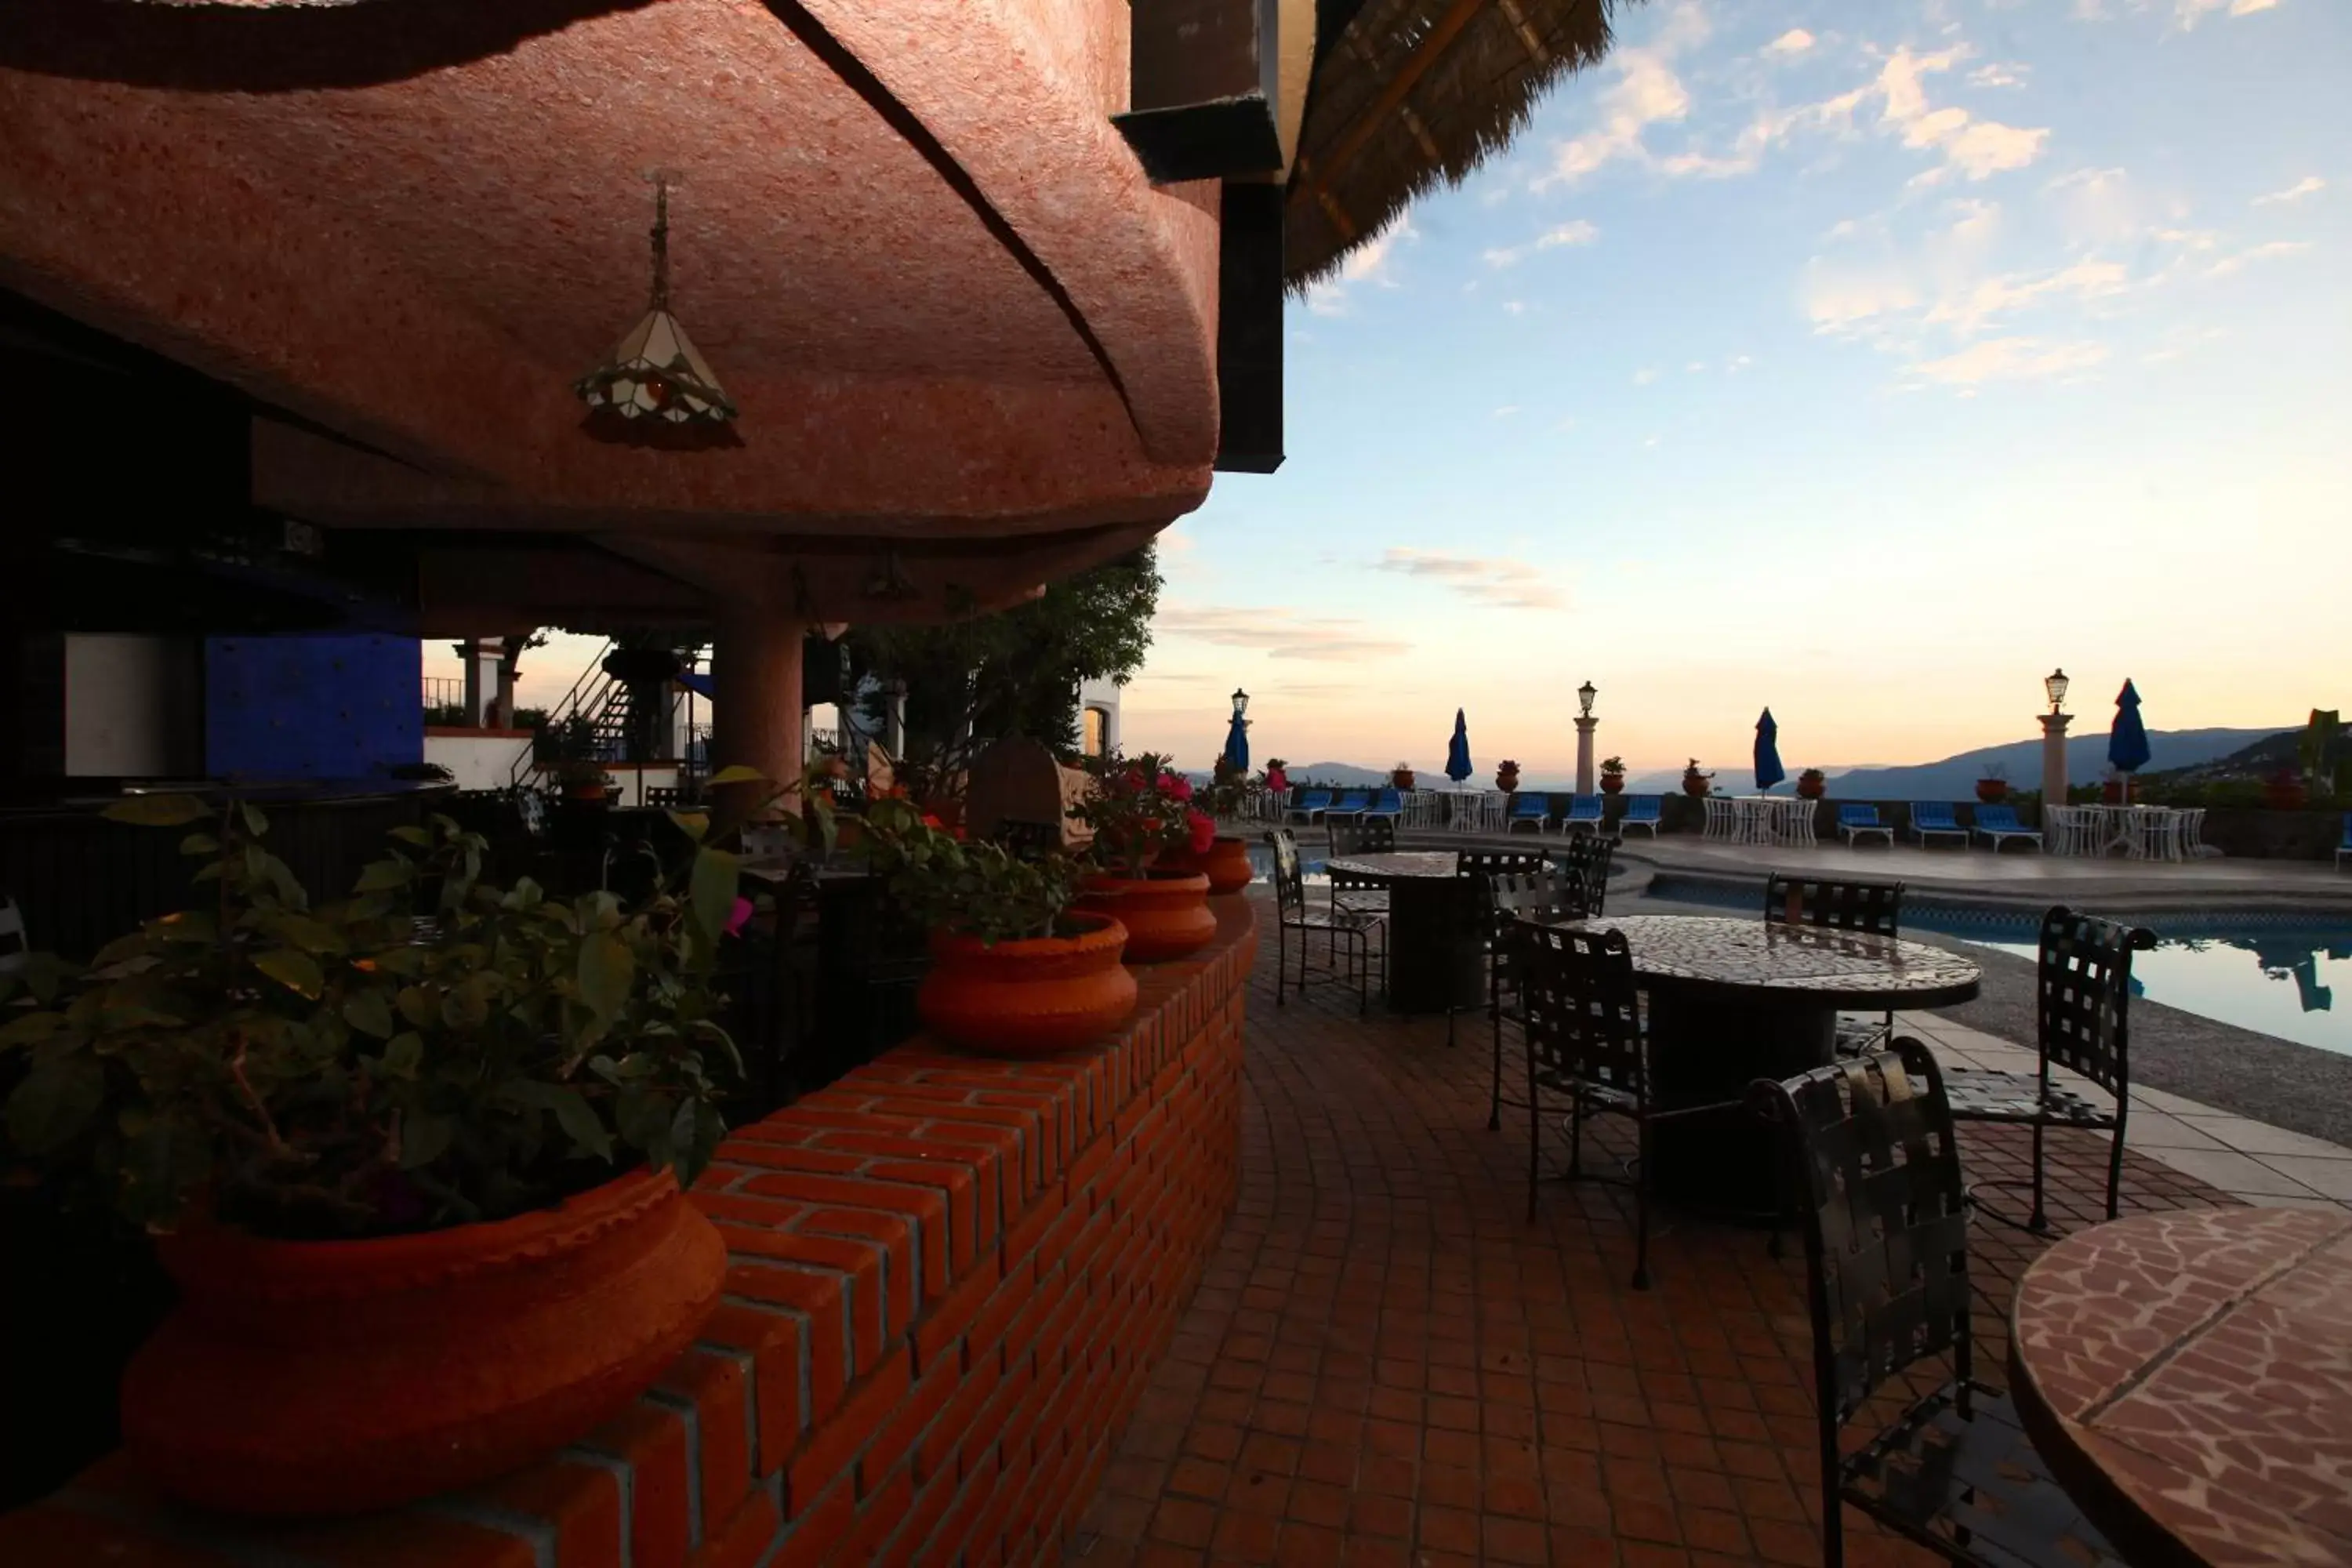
[{"left": 0, "top": 0, "right": 1222, "bottom": 616}]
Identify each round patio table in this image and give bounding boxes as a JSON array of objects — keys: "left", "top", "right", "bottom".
[
  {"left": 1323, "top": 851, "right": 1484, "bottom": 1014},
  {"left": 1554, "top": 914, "right": 1981, "bottom": 1214},
  {"left": 2009, "top": 1206, "right": 2352, "bottom": 1568}
]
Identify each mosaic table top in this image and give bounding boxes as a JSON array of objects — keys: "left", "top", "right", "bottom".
[
  {"left": 1550, "top": 914, "right": 1982, "bottom": 1008},
  {"left": 2009, "top": 1206, "right": 2352, "bottom": 1568},
  {"left": 1323, "top": 852, "right": 1466, "bottom": 880}
]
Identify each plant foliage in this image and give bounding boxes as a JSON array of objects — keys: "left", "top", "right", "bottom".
[
  {"left": 0, "top": 797, "right": 744, "bottom": 1240},
  {"left": 863, "top": 799, "right": 1080, "bottom": 944},
  {"left": 1069, "top": 751, "right": 1207, "bottom": 877}
]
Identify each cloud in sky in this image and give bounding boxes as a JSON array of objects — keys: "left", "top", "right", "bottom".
[
  {"left": 1372, "top": 550, "right": 1566, "bottom": 610},
  {"left": 2173, "top": 0, "right": 2279, "bottom": 28},
  {"left": 1303, "top": 214, "right": 1415, "bottom": 316},
  {"left": 1908, "top": 336, "right": 2109, "bottom": 386},
  {"left": 1481, "top": 220, "right": 1599, "bottom": 267},
  {"left": 2252, "top": 175, "right": 2325, "bottom": 205},
  {"left": 2202, "top": 239, "right": 2313, "bottom": 278},
  {"left": 1877, "top": 47, "right": 2049, "bottom": 183},
  {"left": 1153, "top": 604, "right": 1412, "bottom": 662},
  {"left": 1764, "top": 28, "right": 1815, "bottom": 56}
]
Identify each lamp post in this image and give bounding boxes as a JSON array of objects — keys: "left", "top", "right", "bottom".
[
  {"left": 2038, "top": 668, "right": 2071, "bottom": 825},
  {"left": 1225, "top": 687, "right": 1250, "bottom": 771},
  {"left": 1573, "top": 680, "right": 1599, "bottom": 796}
]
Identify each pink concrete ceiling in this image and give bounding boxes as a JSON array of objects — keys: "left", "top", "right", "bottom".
[{"left": 0, "top": 0, "right": 1220, "bottom": 613}]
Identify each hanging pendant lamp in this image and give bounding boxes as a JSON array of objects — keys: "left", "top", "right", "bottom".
[{"left": 575, "top": 176, "right": 737, "bottom": 426}]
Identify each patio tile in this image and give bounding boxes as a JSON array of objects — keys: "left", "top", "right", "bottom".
[
  {"left": 2252, "top": 1154, "right": 2352, "bottom": 1201},
  {"left": 1069, "top": 917, "right": 2251, "bottom": 1567},
  {"left": 2177, "top": 1116, "right": 2352, "bottom": 1160}
]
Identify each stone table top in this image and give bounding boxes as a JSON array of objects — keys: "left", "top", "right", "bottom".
[
  {"left": 1323, "top": 852, "right": 1467, "bottom": 880},
  {"left": 1551, "top": 914, "right": 1983, "bottom": 1011},
  {"left": 2009, "top": 1206, "right": 2352, "bottom": 1568}
]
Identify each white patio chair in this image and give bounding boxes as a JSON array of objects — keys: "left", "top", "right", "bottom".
[
  {"left": 1701, "top": 795, "right": 1735, "bottom": 840},
  {"left": 2178, "top": 807, "right": 2220, "bottom": 859},
  {"left": 1783, "top": 797, "right": 1820, "bottom": 847}
]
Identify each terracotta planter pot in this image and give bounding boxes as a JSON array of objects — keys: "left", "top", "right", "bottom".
[
  {"left": 1682, "top": 778, "right": 1711, "bottom": 798},
  {"left": 1073, "top": 870, "right": 1216, "bottom": 962},
  {"left": 918, "top": 912, "right": 1139, "bottom": 1057},
  {"left": 122, "top": 1167, "right": 724, "bottom": 1517},
  {"left": 1392, "top": 770, "right": 1415, "bottom": 791},
  {"left": 1599, "top": 775, "right": 1624, "bottom": 795},
  {"left": 567, "top": 782, "right": 607, "bottom": 804},
  {"left": 1496, "top": 771, "right": 1520, "bottom": 793},
  {"left": 1976, "top": 779, "right": 2009, "bottom": 804},
  {"left": 1194, "top": 835, "right": 1255, "bottom": 895},
  {"left": 1795, "top": 778, "right": 1825, "bottom": 800}
]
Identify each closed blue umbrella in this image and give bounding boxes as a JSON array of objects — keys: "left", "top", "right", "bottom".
[
  {"left": 1221, "top": 711, "right": 1249, "bottom": 773},
  {"left": 1754, "top": 708, "right": 1785, "bottom": 793},
  {"left": 1445, "top": 710, "right": 1472, "bottom": 784},
  {"left": 2109, "top": 680, "right": 2151, "bottom": 803}
]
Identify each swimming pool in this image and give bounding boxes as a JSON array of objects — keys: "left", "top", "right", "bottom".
[{"left": 1957, "top": 927, "right": 2352, "bottom": 1058}]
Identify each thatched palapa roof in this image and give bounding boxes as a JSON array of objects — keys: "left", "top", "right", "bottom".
[{"left": 1285, "top": 0, "right": 1624, "bottom": 290}]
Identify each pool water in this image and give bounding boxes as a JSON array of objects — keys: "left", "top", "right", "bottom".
[{"left": 1962, "top": 929, "right": 2352, "bottom": 1058}]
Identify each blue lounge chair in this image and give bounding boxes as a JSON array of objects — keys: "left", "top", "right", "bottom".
[
  {"left": 1617, "top": 796, "right": 1663, "bottom": 838},
  {"left": 1836, "top": 804, "right": 1893, "bottom": 848},
  {"left": 1972, "top": 804, "right": 2043, "bottom": 852},
  {"left": 2337, "top": 812, "right": 2350, "bottom": 870},
  {"left": 1506, "top": 793, "right": 1553, "bottom": 833},
  {"left": 1361, "top": 788, "right": 1405, "bottom": 824},
  {"left": 1910, "top": 802, "right": 1969, "bottom": 848},
  {"left": 1327, "top": 789, "right": 1372, "bottom": 818},
  {"left": 1562, "top": 794, "right": 1605, "bottom": 835},
  {"left": 1286, "top": 788, "right": 1332, "bottom": 825}
]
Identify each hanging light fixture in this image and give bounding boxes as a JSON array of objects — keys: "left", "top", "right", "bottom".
[{"left": 575, "top": 176, "right": 737, "bottom": 426}]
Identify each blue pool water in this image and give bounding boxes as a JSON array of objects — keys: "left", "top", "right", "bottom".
[{"left": 1958, "top": 927, "right": 2352, "bottom": 1058}]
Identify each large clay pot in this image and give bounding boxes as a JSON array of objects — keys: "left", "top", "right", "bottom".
[
  {"left": 1976, "top": 778, "right": 2009, "bottom": 804},
  {"left": 122, "top": 1168, "right": 724, "bottom": 1517},
  {"left": 1194, "top": 836, "right": 1255, "bottom": 896},
  {"left": 1074, "top": 869, "right": 1217, "bottom": 962},
  {"left": 1682, "top": 775, "right": 1711, "bottom": 799},
  {"left": 918, "top": 913, "right": 1139, "bottom": 1057},
  {"left": 1599, "top": 775, "right": 1624, "bottom": 795},
  {"left": 1795, "top": 775, "right": 1826, "bottom": 800},
  {"left": 1496, "top": 769, "right": 1520, "bottom": 793}
]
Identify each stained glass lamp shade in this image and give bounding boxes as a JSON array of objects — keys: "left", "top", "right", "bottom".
[{"left": 575, "top": 181, "right": 736, "bottom": 426}]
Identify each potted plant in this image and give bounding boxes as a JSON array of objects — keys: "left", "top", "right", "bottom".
[
  {"left": 1976, "top": 764, "right": 2009, "bottom": 804},
  {"left": 0, "top": 796, "right": 743, "bottom": 1517},
  {"left": 1682, "top": 759, "right": 1714, "bottom": 798},
  {"left": 1391, "top": 762, "right": 1416, "bottom": 791},
  {"left": 1496, "top": 760, "right": 1521, "bottom": 793},
  {"left": 1261, "top": 758, "right": 1290, "bottom": 796},
  {"left": 862, "top": 800, "right": 1136, "bottom": 1056},
  {"left": 1598, "top": 757, "right": 1625, "bottom": 795},
  {"left": 536, "top": 713, "right": 612, "bottom": 801},
  {"left": 1795, "top": 768, "right": 1827, "bottom": 800},
  {"left": 1067, "top": 751, "right": 1217, "bottom": 962},
  {"left": 1178, "top": 762, "right": 1258, "bottom": 895},
  {"left": 2263, "top": 769, "right": 2308, "bottom": 811}
]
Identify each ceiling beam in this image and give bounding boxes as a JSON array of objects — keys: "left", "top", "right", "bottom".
[{"left": 1298, "top": 0, "right": 1493, "bottom": 203}]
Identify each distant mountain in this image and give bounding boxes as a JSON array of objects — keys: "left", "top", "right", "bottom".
[
  {"left": 1821, "top": 728, "right": 2280, "bottom": 800},
  {"left": 2145, "top": 722, "right": 2347, "bottom": 783}
]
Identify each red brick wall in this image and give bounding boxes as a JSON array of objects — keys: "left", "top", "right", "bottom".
[{"left": 0, "top": 901, "right": 1255, "bottom": 1568}]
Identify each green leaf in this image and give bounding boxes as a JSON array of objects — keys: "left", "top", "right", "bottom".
[
  {"left": 179, "top": 833, "right": 220, "bottom": 857},
  {"left": 706, "top": 764, "right": 768, "bottom": 786},
  {"left": 0, "top": 1010, "right": 68, "bottom": 1050},
  {"left": 401, "top": 1111, "right": 455, "bottom": 1169},
  {"left": 688, "top": 847, "right": 741, "bottom": 945},
  {"left": 269, "top": 913, "right": 347, "bottom": 954},
  {"left": 252, "top": 948, "right": 325, "bottom": 1000},
  {"left": 238, "top": 800, "right": 269, "bottom": 837},
  {"left": 381, "top": 1031, "right": 423, "bottom": 1080},
  {"left": 342, "top": 989, "right": 395, "bottom": 1040},
  {"left": 354, "top": 859, "right": 411, "bottom": 893},
  {"left": 6, "top": 1055, "right": 104, "bottom": 1154},
  {"left": 101, "top": 794, "right": 211, "bottom": 829},
  {"left": 395, "top": 985, "right": 437, "bottom": 1027},
  {"left": 576, "top": 932, "right": 634, "bottom": 1024},
  {"left": 550, "top": 1087, "right": 615, "bottom": 1162},
  {"left": 667, "top": 810, "right": 710, "bottom": 843},
  {"left": 390, "top": 825, "right": 432, "bottom": 847}
]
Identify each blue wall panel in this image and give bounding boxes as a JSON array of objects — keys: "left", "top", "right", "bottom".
[{"left": 204, "top": 635, "right": 422, "bottom": 780}]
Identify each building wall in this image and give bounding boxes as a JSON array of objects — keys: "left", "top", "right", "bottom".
[
  {"left": 1078, "top": 676, "right": 1121, "bottom": 758},
  {"left": 421, "top": 729, "right": 533, "bottom": 792},
  {"left": 62, "top": 635, "right": 201, "bottom": 778},
  {"left": 205, "top": 635, "right": 422, "bottom": 780}
]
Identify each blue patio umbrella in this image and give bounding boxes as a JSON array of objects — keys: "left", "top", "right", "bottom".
[
  {"left": 2109, "top": 680, "right": 2151, "bottom": 802},
  {"left": 1221, "top": 711, "right": 1250, "bottom": 773},
  {"left": 1754, "top": 708, "right": 1786, "bottom": 793},
  {"left": 1445, "top": 710, "right": 1473, "bottom": 784}
]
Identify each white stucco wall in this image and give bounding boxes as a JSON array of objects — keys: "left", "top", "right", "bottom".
[
  {"left": 64, "top": 634, "right": 198, "bottom": 777},
  {"left": 1078, "top": 676, "right": 1121, "bottom": 757},
  {"left": 423, "top": 731, "right": 533, "bottom": 791}
]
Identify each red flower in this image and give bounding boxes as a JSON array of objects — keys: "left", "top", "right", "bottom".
[
  {"left": 1187, "top": 810, "right": 1216, "bottom": 855},
  {"left": 1161, "top": 772, "right": 1194, "bottom": 802}
]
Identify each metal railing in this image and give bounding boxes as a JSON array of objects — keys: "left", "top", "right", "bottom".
[{"left": 421, "top": 675, "right": 464, "bottom": 711}]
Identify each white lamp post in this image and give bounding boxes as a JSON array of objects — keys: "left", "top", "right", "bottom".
[
  {"left": 1573, "top": 680, "right": 1599, "bottom": 795},
  {"left": 2039, "top": 668, "right": 2071, "bottom": 828}
]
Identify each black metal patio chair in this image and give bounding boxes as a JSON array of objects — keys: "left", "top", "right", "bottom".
[
  {"left": 1265, "top": 828, "right": 1385, "bottom": 1014},
  {"left": 1515, "top": 921, "right": 1744, "bottom": 1289},
  {"left": 1471, "top": 869, "right": 1578, "bottom": 1117},
  {"left": 1751, "top": 1040, "right": 2128, "bottom": 1568},
  {"left": 1326, "top": 816, "right": 1395, "bottom": 917},
  {"left": 1456, "top": 847, "right": 1549, "bottom": 880},
  {"left": 1763, "top": 873, "right": 1905, "bottom": 1056},
  {"left": 1560, "top": 834, "right": 1615, "bottom": 918},
  {"left": 1943, "top": 904, "right": 2154, "bottom": 1233}
]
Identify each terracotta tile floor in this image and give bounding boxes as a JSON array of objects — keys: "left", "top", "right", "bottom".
[{"left": 1067, "top": 916, "right": 2240, "bottom": 1567}]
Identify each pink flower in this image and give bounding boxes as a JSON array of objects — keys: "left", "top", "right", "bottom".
[
  {"left": 725, "top": 897, "right": 754, "bottom": 936},
  {"left": 1162, "top": 772, "right": 1194, "bottom": 801},
  {"left": 1188, "top": 810, "right": 1216, "bottom": 855}
]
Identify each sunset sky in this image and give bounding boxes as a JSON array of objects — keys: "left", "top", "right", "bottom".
[
  {"left": 474, "top": 0, "right": 2347, "bottom": 780},
  {"left": 1118, "top": 0, "right": 2349, "bottom": 776}
]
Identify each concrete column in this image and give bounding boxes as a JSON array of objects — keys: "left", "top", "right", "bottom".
[
  {"left": 2039, "top": 712, "right": 2071, "bottom": 821},
  {"left": 1573, "top": 716, "right": 1599, "bottom": 795},
  {"left": 883, "top": 681, "right": 908, "bottom": 757},
  {"left": 494, "top": 635, "right": 528, "bottom": 728},
  {"left": 713, "top": 604, "right": 804, "bottom": 815}
]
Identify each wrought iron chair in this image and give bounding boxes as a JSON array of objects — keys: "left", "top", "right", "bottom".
[
  {"left": 1471, "top": 869, "right": 1577, "bottom": 1115},
  {"left": 1751, "top": 1041, "right": 2128, "bottom": 1568},
  {"left": 1327, "top": 817, "right": 1396, "bottom": 917},
  {"left": 1944, "top": 906, "right": 2154, "bottom": 1232},
  {"left": 1265, "top": 829, "right": 1385, "bottom": 1014},
  {"left": 1762, "top": 874, "right": 1904, "bottom": 1058},
  {"left": 1515, "top": 923, "right": 1744, "bottom": 1289},
  {"left": 1559, "top": 835, "right": 1613, "bottom": 918},
  {"left": 1456, "top": 847, "right": 1549, "bottom": 880}
]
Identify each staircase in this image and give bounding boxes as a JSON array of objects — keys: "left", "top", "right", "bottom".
[{"left": 509, "top": 640, "right": 624, "bottom": 789}]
